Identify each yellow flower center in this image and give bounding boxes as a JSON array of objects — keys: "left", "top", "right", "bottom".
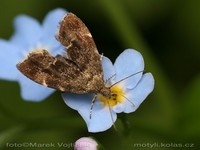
[{"left": 99, "top": 86, "right": 124, "bottom": 107}]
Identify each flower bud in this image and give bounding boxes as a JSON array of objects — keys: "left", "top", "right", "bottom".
[{"left": 74, "top": 137, "right": 98, "bottom": 150}]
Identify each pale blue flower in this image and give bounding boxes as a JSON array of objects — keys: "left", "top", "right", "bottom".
[
  {"left": 63, "top": 49, "right": 155, "bottom": 132},
  {"left": 0, "top": 8, "right": 67, "bottom": 101}
]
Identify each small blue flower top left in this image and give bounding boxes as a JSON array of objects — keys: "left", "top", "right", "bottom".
[{"left": 0, "top": 8, "right": 67, "bottom": 101}]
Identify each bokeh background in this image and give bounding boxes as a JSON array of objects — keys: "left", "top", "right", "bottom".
[{"left": 0, "top": 0, "right": 200, "bottom": 149}]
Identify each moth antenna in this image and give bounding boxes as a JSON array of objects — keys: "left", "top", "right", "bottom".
[
  {"left": 110, "top": 70, "right": 144, "bottom": 88},
  {"left": 89, "top": 94, "right": 98, "bottom": 119},
  {"left": 100, "top": 53, "right": 104, "bottom": 61},
  {"left": 107, "top": 100, "right": 117, "bottom": 131},
  {"left": 112, "top": 92, "right": 135, "bottom": 106},
  {"left": 105, "top": 73, "right": 116, "bottom": 84}
]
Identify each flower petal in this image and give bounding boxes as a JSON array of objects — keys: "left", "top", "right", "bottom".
[
  {"left": 113, "top": 49, "right": 144, "bottom": 89},
  {"left": 18, "top": 75, "right": 55, "bottom": 101},
  {"left": 62, "top": 93, "right": 117, "bottom": 132},
  {"left": 101, "top": 56, "right": 115, "bottom": 83},
  {"left": 10, "top": 15, "right": 42, "bottom": 49},
  {"left": 122, "top": 73, "right": 154, "bottom": 113},
  {"left": 85, "top": 102, "right": 116, "bottom": 132},
  {"left": 41, "top": 8, "right": 67, "bottom": 54},
  {"left": 112, "top": 103, "right": 125, "bottom": 113},
  {"left": 0, "top": 40, "right": 20, "bottom": 80}
]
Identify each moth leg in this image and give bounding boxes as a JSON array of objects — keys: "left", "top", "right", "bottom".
[
  {"left": 107, "top": 100, "right": 117, "bottom": 131},
  {"left": 89, "top": 94, "right": 98, "bottom": 119}
]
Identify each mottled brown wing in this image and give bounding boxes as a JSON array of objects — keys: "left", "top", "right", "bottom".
[
  {"left": 17, "top": 13, "right": 107, "bottom": 94},
  {"left": 17, "top": 49, "right": 103, "bottom": 94},
  {"left": 56, "top": 13, "right": 101, "bottom": 71}
]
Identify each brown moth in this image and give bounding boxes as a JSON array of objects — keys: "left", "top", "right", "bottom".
[{"left": 17, "top": 13, "right": 111, "bottom": 98}]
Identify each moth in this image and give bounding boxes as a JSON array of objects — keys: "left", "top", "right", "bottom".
[{"left": 17, "top": 13, "right": 112, "bottom": 98}]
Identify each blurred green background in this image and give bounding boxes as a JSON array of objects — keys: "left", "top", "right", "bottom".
[{"left": 0, "top": 0, "right": 200, "bottom": 149}]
